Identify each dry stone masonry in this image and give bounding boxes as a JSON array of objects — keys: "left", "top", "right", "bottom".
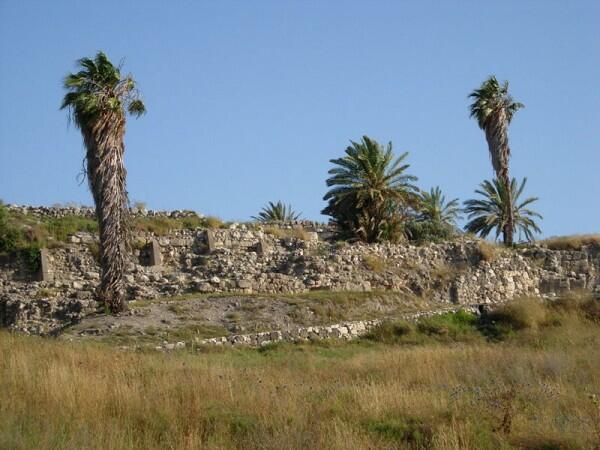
[{"left": 1, "top": 207, "right": 599, "bottom": 335}]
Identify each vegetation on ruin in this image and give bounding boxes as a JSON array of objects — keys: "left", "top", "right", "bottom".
[
  {"left": 253, "top": 201, "right": 301, "bottom": 222},
  {"left": 463, "top": 177, "right": 542, "bottom": 243},
  {"left": 469, "top": 76, "right": 525, "bottom": 246},
  {"left": 61, "top": 51, "right": 146, "bottom": 312},
  {"left": 540, "top": 234, "right": 600, "bottom": 251},
  {"left": 322, "top": 136, "right": 419, "bottom": 243},
  {"left": 2, "top": 294, "right": 599, "bottom": 449}
]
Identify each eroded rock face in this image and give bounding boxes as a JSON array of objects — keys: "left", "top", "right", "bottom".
[{"left": 1, "top": 225, "right": 599, "bottom": 335}]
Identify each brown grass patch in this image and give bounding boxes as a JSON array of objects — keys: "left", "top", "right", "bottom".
[
  {"left": 363, "top": 255, "right": 388, "bottom": 273},
  {"left": 541, "top": 234, "right": 600, "bottom": 251},
  {"left": 264, "top": 227, "right": 310, "bottom": 241},
  {"left": 475, "top": 240, "right": 497, "bottom": 262},
  {"left": 1, "top": 297, "right": 599, "bottom": 449}
]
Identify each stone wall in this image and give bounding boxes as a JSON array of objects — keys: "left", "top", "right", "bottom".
[
  {"left": 1, "top": 224, "right": 599, "bottom": 334},
  {"left": 191, "top": 305, "right": 483, "bottom": 349},
  {"left": 4, "top": 204, "right": 201, "bottom": 220}
]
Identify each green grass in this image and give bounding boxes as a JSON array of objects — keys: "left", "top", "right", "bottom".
[
  {"left": 2, "top": 296, "right": 599, "bottom": 449},
  {"left": 0, "top": 203, "right": 226, "bottom": 252}
]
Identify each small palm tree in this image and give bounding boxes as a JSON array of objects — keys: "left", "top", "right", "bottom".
[
  {"left": 464, "top": 178, "right": 542, "bottom": 243},
  {"left": 322, "top": 136, "right": 418, "bottom": 243},
  {"left": 253, "top": 201, "right": 301, "bottom": 222},
  {"left": 61, "top": 52, "right": 145, "bottom": 313},
  {"left": 469, "top": 76, "right": 524, "bottom": 245},
  {"left": 417, "top": 187, "right": 461, "bottom": 226}
]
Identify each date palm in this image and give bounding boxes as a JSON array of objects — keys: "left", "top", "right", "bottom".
[
  {"left": 469, "top": 76, "right": 524, "bottom": 245},
  {"left": 322, "top": 136, "right": 418, "bottom": 243},
  {"left": 253, "top": 201, "right": 301, "bottom": 222},
  {"left": 417, "top": 187, "right": 461, "bottom": 227},
  {"left": 61, "top": 52, "right": 145, "bottom": 313},
  {"left": 464, "top": 177, "right": 542, "bottom": 243}
]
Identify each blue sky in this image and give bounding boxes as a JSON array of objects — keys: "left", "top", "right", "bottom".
[{"left": 0, "top": 1, "right": 598, "bottom": 237}]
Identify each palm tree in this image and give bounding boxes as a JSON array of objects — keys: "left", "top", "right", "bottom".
[
  {"left": 61, "top": 52, "right": 145, "bottom": 313},
  {"left": 463, "top": 177, "right": 542, "bottom": 243},
  {"left": 417, "top": 187, "right": 461, "bottom": 227},
  {"left": 253, "top": 201, "right": 301, "bottom": 222},
  {"left": 322, "top": 136, "right": 418, "bottom": 243},
  {"left": 469, "top": 76, "right": 524, "bottom": 245}
]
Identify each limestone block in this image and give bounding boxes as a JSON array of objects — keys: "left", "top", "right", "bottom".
[{"left": 148, "top": 240, "right": 162, "bottom": 266}]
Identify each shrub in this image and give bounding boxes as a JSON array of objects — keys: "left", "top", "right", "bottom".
[
  {"left": 366, "top": 311, "right": 480, "bottom": 344},
  {"left": 19, "top": 245, "right": 41, "bottom": 273},
  {"left": 0, "top": 206, "right": 22, "bottom": 253},
  {"left": 552, "top": 293, "right": 600, "bottom": 323},
  {"left": 404, "top": 220, "right": 457, "bottom": 244},
  {"left": 202, "top": 216, "right": 224, "bottom": 229},
  {"left": 482, "top": 299, "right": 547, "bottom": 340},
  {"left": 363, "top": 255, "right": 388, "bottom": 273},
  {"left": 416, "top": 310, "right": 479, "bottom": 341},
  {"left": 475, "top": 240, "right": 496, "bottom": 262},
  {"left": 365, "top": 321, "right": 414, "bottom": 344}
]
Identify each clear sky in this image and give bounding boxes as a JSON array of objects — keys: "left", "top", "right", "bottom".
[{"left": 0, "top": 1, "right": 598, "bottom": 237}]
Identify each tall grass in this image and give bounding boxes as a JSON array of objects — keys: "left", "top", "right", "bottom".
[
  {"left": 541, "top": 234, "right": 600, "bottom": 251},
  {"left": 1, "top": 298, "right": 600, "bottom": 449}
]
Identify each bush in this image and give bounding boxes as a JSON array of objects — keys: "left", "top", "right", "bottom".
[
  {"left": 19, "top": 245, "right": 41, "bottom": 273},
  {"left": 366, "top": 311, "right": 480, "bottom": 344},
  {"left": 366, "top": 321, "right": 414, "bottom": 344},
  {"left": 0, "top": 205, "right": 22, "bottom": 253},
  {"left": 475, "top": 240, "right": 497, "bottom": 262},
  {"left": 481, "top": 299, "right": 547, "bottom": 340},
  {"left": 416, "top": 310, "right": 479, "bottom": 341},
  {"left": 551, "top": 293, "right": 600, "bottom": 323},
  {"left": 404, "top": 220, "right": 456, "bottom": 244},
  {"left": 363, "top": 255, "right": 388, "bottom": 273}
]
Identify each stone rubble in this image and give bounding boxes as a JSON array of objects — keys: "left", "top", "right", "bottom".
[
  {"left": 1, "top": 216, "right": 599, "bottom": 335},
  {"left": 154, "top": 305, "right": 483, "bottom": 349}
]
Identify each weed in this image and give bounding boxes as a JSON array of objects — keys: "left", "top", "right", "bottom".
[
  {"left": 476, "top": 240, "right": 497, "bottom": 262},
  {"left": 87, "top": 242, "right": 100, "bottom": 263},
  {"left": 363, "top": 255, "right": 388, "bottom": 273}
]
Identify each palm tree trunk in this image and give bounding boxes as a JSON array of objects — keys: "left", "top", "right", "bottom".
[
  {"left": 485, "top": 110, "right": 514, "bottom": 246},
  {"left": 84, "top": 112, "right": 130, "bottom": 312},
  {"left": 500, "top": 168, "right": 514, "bottom": 246}
]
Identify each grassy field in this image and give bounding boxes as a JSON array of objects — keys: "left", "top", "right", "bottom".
[{"left": 1, "top": 296, "right": 600, "bottom": 449}]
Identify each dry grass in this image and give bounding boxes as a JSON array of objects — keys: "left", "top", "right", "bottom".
[
  {"left": 131, "top": 215, "right": 223, "bottom": 235},
  {"left": 1, "top": 299, "right": 600, "bottom": 449},
  {"left": 541, "top": 234, "right": 600, "bottom": 251},
  {"left": 263, "top": 227, "right": 311, "bottom": 241},
  {"left": 363, "top": 254, "right": 388, "bottom": 273},
  {"left": 475, "top": 240, "right": 497, "bottom": 262}
]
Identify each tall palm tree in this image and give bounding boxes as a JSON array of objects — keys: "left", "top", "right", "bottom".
[
  {"left": 61, "top": 52, "right": 145, "bottom": 313},
  {"left": 463, "top": 177, "right": 542, "bottom": 243},
  {"left": 253, "top": 201, "right": 301, "bottom": 222},
  {"left": 417, "top": 187, "right": 462, "bottom": 227},
  {"left": 469, "top": 76, "right": 524, "bottom": 245},
  {"left": 322, "top": 136, "right": 418, "bottom": 243}
]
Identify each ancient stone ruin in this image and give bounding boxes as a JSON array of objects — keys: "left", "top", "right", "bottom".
[{"left": 1, "top": 207, "right": 599, "bottom": 336}]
